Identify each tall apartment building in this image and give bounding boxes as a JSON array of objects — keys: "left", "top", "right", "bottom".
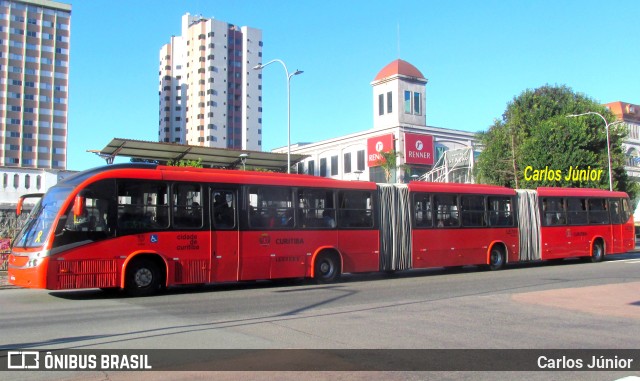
[
  {"left": 159, "top": 13, "right": 263, "bottom": 151},
  {"left": 0, "top": 0, "right": 71, "bottom": 169}
]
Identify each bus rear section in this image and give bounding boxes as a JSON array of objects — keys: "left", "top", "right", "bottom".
[
  {"left": 379, "top": 183, "right": 519, "bottom": 272},
  {"left": 531, "top": 187, "right": 635, "bottom": 262}
]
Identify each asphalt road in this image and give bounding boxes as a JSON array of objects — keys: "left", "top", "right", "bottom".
[{"left": 1, "top": 253, "right": 640, "bottom": 381}]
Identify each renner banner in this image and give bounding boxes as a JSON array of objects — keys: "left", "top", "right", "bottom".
[
  {"left": 367, "top": 133, "right": 395, "bottom": 167},
  {"left": 404, "top": 133, "right": 434, "bottom": 165}
]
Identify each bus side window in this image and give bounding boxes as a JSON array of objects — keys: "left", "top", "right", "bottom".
[
  {"left": 608, "top": 198, "right": 623, "bottom": 225},
  {"left": 567, "top": 198, "right": 588, "bottom": 225},
  {"left": 247, "top": 186, "right": 292, "bottom": 229},
  {"left": 434, "top": 194, "right": 459, "bottom": 228},
  {"left": 588, "top": 198, "right": 610, "bottom": 225},
  {"left": 461, "top": 195, "right": 485, "bottom": 227},
  {"left": 413, "top": 194, "right": 432, "bottom": 228},
  {"left": 542, "top": 197, "right": 566, "bottom": 226},
  {"left": 212, "top": 190, "right": 235, "bottom": 229},
  {"left": 117, "top": 181, "right": 169, "bottom": 231},
  {"left": 488, "top": 196, "right": 512, "bottom": 227},
  {"left": 173, "top": 183, "right": 202, "bottom": 229},
  {"left": 622, "top": 198, "right": 632, "bottom": 222},
  {"left": 337, "top": 190, "right": 373, "bottom": 228},
  {"left": 298, "top": 189, "right": 335, "bottom": 229}
]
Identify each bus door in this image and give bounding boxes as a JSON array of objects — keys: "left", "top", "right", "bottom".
[
  {"left": 210, "top": 188, "right": 240, "bottom": 282},
  {"left": 609, "top": 198, "right": 626, "bottom": 254},
  {"left": 566, "top": 198, "right": 590, "bottom": 257},
  {"left": 431, "top": 194, "right": 463, "bottom": 267},
  {"left": 458, "top": 195, "right": 487, "bottom": 265},
  {"left": 336, "top": 190, "right": 379, "bottom": 273},
  {"left": 540, "top": 197, "right": 569, "bottom": 259}
]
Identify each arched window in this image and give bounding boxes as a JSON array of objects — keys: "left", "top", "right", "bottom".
[{"left": 25, "top": 174, "right": 30, "bottom": 189}]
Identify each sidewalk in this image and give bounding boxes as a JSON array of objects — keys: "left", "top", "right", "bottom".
[{"left": 0, "top": 270, "right": 16, "bottom": 289}]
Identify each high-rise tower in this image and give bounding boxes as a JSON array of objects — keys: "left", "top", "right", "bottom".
[
  {"left": 159, "top": 13, "right": 263, "bottom": 151},
  {"left": 0, "top": 0, "right": 71, "bottom": 169}
]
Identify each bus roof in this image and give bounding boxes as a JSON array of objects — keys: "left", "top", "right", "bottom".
[
  {"left": 70, "top": 164, "right": 378, "bottom": 191},
  {"left": 157, "top": 165, "right": 378, "bottom": 190},
  {"left": 408, "top": 181, "right": 516, "bottom": 196},
  {"left": 536, "top": 187, "right": 629, "bottom": 198}
]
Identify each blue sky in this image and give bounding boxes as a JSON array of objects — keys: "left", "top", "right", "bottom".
[{"left": 67, "top": 0, "right": 640, "bottom": 170}]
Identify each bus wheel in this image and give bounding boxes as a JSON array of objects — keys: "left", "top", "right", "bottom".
[
  {"left": 589, "top": 242, "right": 605, "bottom": 263},
  {"left": 314, "top": 252, "right": 341, "bottom": 284},
  {"left": 488, "top": 247, "right": 505, "bottom": 271},
  {"left": 125, "top": 258, "right": 163, "bottom": 297}
]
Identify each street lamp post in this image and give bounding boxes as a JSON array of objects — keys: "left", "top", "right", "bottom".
[
  {"left": 568, "top": 111, "right": 624, "bottom": 191},
  {"left": 253, "top": 59, "right": 303, "bottom": 174},
  {"left": 239, "top": 153, "right": 248, "bottom": 171}
]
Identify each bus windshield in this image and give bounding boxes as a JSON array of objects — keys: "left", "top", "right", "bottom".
[{"left": 13, "top": 186, "right": 73, "bottom": 249}]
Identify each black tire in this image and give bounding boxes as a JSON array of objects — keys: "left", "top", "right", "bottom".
[
  {"left": 589, "top": 241, "right": 605, "bottom": 263},
  {"left": 125, "top": 258, "right": 163, "bottom": 297},
  {"left": 314, "top": 252, "right": 341, "bottom": 284},
  {"left": 488, "top": 246, "right": 505, "bottom": 271}
]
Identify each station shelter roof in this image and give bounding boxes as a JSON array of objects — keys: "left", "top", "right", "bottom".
[{"left": 92, "top": 138, "right": 308, "bottom": 172}]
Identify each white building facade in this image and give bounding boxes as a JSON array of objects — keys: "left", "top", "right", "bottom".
[
  {"left": 159, "top": 13, "right": 263, "bottom": 151},
  {"left": 0, "top": 166, "right": 73, "bottom": 211},
  {"left": 277, "top": 59, "right": 478, "bottom": 183}
]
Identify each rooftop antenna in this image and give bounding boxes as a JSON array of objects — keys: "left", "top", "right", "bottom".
[{"left": 397, "top": 22, "right": 401, "bottom": 58}]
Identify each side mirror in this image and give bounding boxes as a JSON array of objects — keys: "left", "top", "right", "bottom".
[
  {"left": 16, "top": 193, "right": 44, "bottom": 216},
  {"left": 73, "top": 195, "right": 86, "bottom": 217},
  {"left": 16, "top": 198, "right": 24, "bottom": 216}
]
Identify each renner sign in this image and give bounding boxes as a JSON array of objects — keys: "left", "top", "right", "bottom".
[
  {"left": 367, "top": 133, "right": 394, "bottom": 167},
  {"left": 404, "top": 133, "right": 434, "bottom": 165}
]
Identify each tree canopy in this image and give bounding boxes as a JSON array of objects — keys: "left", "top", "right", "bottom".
[{"left": 476, "top": 85, "right": 637, "bottom": 201}]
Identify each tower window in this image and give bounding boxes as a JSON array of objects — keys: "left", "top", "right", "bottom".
[
  {"left": 413, "top": 92, "right": 421, "bottom": 115},
  {"left": 404, "top": 91, "right": 411, "bottom": 113}
]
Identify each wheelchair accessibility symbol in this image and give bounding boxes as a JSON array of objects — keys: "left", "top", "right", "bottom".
[{"left": 150, "top": 234, "right": 158, "bottom": 243}]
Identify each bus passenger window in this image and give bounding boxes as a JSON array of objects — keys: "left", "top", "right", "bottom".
[
  {"left": 337, "top": 190, "right": 373, "bottom": 228},
  {"left": 413, "top": 194, "right": 433, "bottom": 228},
  {"left": 434, "top": 194, "right": 459, "bottom": 228},
  {"left": 542, "top": 197, "right": 566, "bottom": 226},
  {"left": 609, "top": 199, "right": 623, "bottom": 224},
  {"left": 588, "top": 198, "right": 610, "bottom": 224},
  {"left": 488, "top": 196, "right": 512, "bottom": 226},
  {"left": 117, "top": 181, "right": 169, "bottom": 231},
  {"left": 212, "top": 190, "right": 235, "bottom": 229},
  {"left": 567, "top": 198, "right": 588, "bottom": 225},
  {"left": 461, "top": 195, "right": 485, "bottom": 227},
  {"left": 322, "top": 210, "right": 336, "bottom": 228},
  {"left": 248, "top": 187, "right": 292, "bottom": 229},
  {"left": 173, "top": 184, "right": 202, "bottom": 228},
  {"left": 298, "top": 189, "right": 335, "bottom": 228}
]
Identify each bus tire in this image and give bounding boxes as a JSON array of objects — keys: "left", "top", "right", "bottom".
[
  {"left": 488, "top": 246, "right": 505, "bottom": 271},
  {"left": 314, "top": 252, "right": 341, "bottom": 284},
  {"left": 125, "top": 257, "right": 164, "bottom": 297},
  {"left": 589, "top": 241, "right": 605, "bottom": 263}
]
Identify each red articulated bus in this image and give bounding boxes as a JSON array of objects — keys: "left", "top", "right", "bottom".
[{"left": 8, "top": 164, "right": 635, "bottom": 296}]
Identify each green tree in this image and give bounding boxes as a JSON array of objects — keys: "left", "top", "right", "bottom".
[
  {"left": 167, "top": 158, "right": 203, "bottom": 168},
  {"left": 375, "top": 150, "right": 406, "bottom": 183},
  {"left": 476, "top": 85, "right": 637, "bottom": 200}
]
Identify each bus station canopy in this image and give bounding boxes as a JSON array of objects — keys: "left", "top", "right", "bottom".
[{"left": 92, "top": 138, "right": 308, "bottom": 172}]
